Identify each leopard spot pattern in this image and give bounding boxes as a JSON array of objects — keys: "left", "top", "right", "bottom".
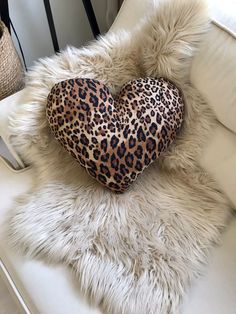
[{"left": 46, "top": 77, "right": 184, "bottom": 193}]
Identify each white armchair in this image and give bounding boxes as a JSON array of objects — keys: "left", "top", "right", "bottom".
[{"left": 0, "top": 1, "right": 235, "bottom": 313}]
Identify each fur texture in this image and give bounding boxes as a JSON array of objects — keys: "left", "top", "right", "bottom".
[{"left": 7, "top": 0, "right": 232, "bottom": 313}]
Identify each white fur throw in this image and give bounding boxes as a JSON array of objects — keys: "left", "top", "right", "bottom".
[{"left": 7, "top": 0, "right": 232, "bottom": 313}]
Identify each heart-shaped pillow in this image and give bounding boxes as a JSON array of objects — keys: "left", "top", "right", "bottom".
[{"left": 46, "top": 77, "right": 184, "bottom": 192}]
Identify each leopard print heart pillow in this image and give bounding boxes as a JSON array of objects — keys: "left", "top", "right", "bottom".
[{"left": 46, "top": 77, "right": 184, "bottom": 192}]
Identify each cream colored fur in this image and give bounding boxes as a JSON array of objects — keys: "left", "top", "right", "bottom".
[{"left": 7, "top": 0, "right": 232, "bottom": 313}]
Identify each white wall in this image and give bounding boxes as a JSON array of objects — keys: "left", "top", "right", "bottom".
[{"left": 8, "top": 0, "right": 118, "bottom": 68}]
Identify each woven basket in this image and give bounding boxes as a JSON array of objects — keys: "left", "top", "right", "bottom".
[{"left": 0, "top": 21, "right": 25, "bottom": 101}]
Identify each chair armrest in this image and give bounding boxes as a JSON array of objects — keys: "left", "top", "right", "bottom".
[{"left": 0, "top": 90, "right": 29, "bottom": 169}]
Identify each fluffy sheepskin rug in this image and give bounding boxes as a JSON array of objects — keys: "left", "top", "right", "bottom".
[{"left": 7, "top": 0, "right": 232, "bottom": 313}]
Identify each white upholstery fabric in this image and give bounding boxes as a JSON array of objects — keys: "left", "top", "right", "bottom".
[
  {"left": 191, "top": 23, "right": 236, "bottom": 134},
  {"left": 110, "top": 0, "right": 148, "bottom": 32},
  {"left": 200, "top": 124, "right": 236, "bottom": 207},
  {"left": 191, "top": 19, "right": 236, "bottom": 208},
  {"left": 0, "top": 0, "right": 236, "bottom": 313},
  {"left": 0, "top": 91, "right": 26, "bottom": 169},
  {"left": 209, "top": 0, "right": 236, "bottom": 35}
]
